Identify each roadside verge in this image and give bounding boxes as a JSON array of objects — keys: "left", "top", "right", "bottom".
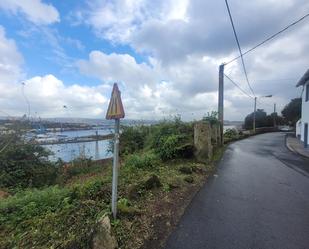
[{"left": 286, "top": 134, "right": 309, "bottom": 158}]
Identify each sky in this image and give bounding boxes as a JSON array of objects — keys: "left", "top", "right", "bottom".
[{"left": 0, "top": 0, "right": 308, "bottom": 121}]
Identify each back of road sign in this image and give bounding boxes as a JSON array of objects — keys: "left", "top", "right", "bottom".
[{"left": 106, "top": 83, "right": 125, "bottom": 120}]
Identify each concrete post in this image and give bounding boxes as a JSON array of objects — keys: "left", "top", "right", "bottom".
[{"left": 194, "top": 121, "right": 213, "bottom": 162}]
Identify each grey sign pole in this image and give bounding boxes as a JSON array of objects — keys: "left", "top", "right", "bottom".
[{"left": 112, "top": 118, "right": 120, "bottom": 219}]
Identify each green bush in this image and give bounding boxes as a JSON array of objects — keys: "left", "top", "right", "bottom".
[
  {"left": 0, "top": 181, "right": 109, "bottom": 249},
  {"left": 110, "top": 118, "right": 193, "bottom": 162},
  {"left": 148, "top": 118, "right": 193, "bottom": 149},
  {"left": 202, "top": 111, "right": 220, "bottom": 125},
  {"left": 155, "top": 134, "right": 182, "bottom": 160},
  {"left": 154, "top": 134, "right": 194, "bottom": 161},
  {"left": 224, "top": 128, "right": 240, "bottom": 142},
  {"left": 145, "top": 118, "right": 194, "bottom": 160},
  {"left": 224, "top": 128, "right": 238, "bottom": 138},
  {"left": 0, "top": 141, "right": 58, "bottom": 189},
  {"left": 119, "top": 126, "right": 149, "bottom": 155},
  {"left": 125, "top": 152, "right": 160, "bottom": 169}
]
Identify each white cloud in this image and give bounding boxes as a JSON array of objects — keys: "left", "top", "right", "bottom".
[
  {"left": 76, "top": 50, "right": 223, "bottom": 120},
  {"left": 77, "top": 51, "right": 159, "bottom": 88},
  {"left": 0, "top": 26, "right": 24, "bottom": 84},
  {"left": 0, "top": 74, "right": 108, "bottom": 118},
  {"left": 0, "top": 0, "right": 60, "bottom": 25},
  {"left": 71, "top": 0, "right": 190, "bottom": 43}
]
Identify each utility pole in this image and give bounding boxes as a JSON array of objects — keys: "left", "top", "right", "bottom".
[
  {"left": 253, "top": 97, "right": 257, "bottom": 133},
  {"left": 273, "top": 103, "right": 277, "bottom": 128},
  {"left": 218, "top": 64, "right": 224, "bottom": 145}
]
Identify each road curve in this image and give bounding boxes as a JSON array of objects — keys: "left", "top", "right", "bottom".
[{"left": 165, "top": 132, "right": 309, "bottom": 249}]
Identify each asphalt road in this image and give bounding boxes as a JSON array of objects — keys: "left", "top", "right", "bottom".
[{"left": 165, "top": 132, "right": 309, "bottom": 249}]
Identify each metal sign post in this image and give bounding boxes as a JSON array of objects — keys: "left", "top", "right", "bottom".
[
  {"left": 106, "top": 83, "right": 125, "bottom": 219},
  {"left": 111, "top": 118, "right": 120, "bottom": 218}
]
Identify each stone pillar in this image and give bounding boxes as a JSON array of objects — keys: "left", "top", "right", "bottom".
[
  {"left": 216, "top": 125, "right": 222, "bottom": 146},
  {"left": 194, "top": 121, "right": 212, "bottom": 162},
  {"left": 211, "top": 124, "right": 218, "bottom": 147}
]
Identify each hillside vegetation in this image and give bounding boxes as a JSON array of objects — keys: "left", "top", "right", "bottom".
[{"left": 0, "top": 118, "right": 226, "bottom": 249}]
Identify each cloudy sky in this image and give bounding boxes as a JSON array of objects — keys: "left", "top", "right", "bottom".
[{"left": 0, "top": 0, "right": 308, "bottom": 121}]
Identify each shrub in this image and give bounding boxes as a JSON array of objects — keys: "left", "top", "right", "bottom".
[
  {"left": 0, "top": 181, "right": 109, "bottom": 249},
  {"left": 155, "top": 134, "right": 183, "bottom": 160},
  {"left": 202, "top": 111, "right": 220, "bottom": 125},
  {"left": 112, "top": 118, "right": 194, "bottom": 162},
  {"left": 154, "top": 134, "right": 194, "bottom": 161},
  {"left": 119, "top": 126, "right": 149, "bottom": 155},
  {"left": 146, "top": 118, "right": 194, "bottom": 161},
  {"left": 224, "top": 128, "right": 240, "bottom": 142},
  {"left": 125, "top": 152, "right": 160, "bottom": 169},
  {"left": 147, "top": 118, "right": 193, "bottom": 149},
  {"left": 0, "top": 141, "right": 58, "bottom": 189},
  {"left": 224, "top": 128, "right": 238, "bottom": 137}
]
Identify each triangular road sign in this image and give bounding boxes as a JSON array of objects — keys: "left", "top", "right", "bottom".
[{"left": 106, "top": 83, "right": 125, "bottom": 119}]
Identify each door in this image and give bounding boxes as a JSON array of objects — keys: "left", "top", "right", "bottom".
[{"left": 305, "top": 123, "right": 308, "bottom": 148}]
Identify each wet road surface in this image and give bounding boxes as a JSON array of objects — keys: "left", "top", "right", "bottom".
[{"left": 165, "top": 132, "right": 309, "bottom": 249}]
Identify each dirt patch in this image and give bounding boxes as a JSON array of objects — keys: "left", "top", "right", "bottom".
[
  {"left": 113, "top": 163, "right": 214, "bottom": 249},
  {"left": 0, "top": 190, "right": 10, "bottom": 199},
  {"left": 140, "top": 179, "right": 206, "bottom": 249}
]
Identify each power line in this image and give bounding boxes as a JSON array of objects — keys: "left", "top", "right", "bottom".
[
  {"left": 224, "top": 74, "right": 254, "bottom": 99},
  {"left": 253, "top": 78, "right": 298, "bottom": 82},
  {"left": 224, "top": 0, "right": 255, "bottom": 97},
  {"left": 225, "top": 74, "right": 276, "bottom": 113},
  {"left": 226, "top": 12, "right": 309, "bottom": 65}
]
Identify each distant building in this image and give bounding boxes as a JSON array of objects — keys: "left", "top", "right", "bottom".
[{"left": 296, "top": 69, "right": 309, "bottom": 148}]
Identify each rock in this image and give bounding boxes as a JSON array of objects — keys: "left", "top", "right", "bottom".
[
  {"left": 92, "top": 216, "right": 118, "bottom": 249},
  {"left": 144, "top": 175, "right": 161, "bottom": 190},
  {"left": 168, "top": 177, "right": 183, "bottom": 189},
  {"left": 127, "top": 184, "right": 142, "bottom": 200},
  {"left": 179, "top": 166, "right": 193, "bottom": 174},
  {"left": 184, "top": 176, "right": 194, "bottom": 183},
  {"left": 191, "top": 165, "right": 205, "bottom": 174}
]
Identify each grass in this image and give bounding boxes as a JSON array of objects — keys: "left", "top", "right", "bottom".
[{"left": 0, "top": 176, "right": 111, "bottom": 249}]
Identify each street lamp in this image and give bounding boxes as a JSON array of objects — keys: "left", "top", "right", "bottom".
[{"left": 253, "top": 95, "right": 272, "bottom": 133}]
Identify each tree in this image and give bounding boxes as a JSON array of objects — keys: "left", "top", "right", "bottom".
[
  {"left": 244, "top": 109, "right": 269, "bottom": 130},
  {"left": 281, "top": 98, "right": 301, "bottom": 126},
  {"left": 202, "top": 111, "right": 220, "bottom": 125},
  {"left": 0, "top": 133, "right": 58, "bottom": 189}
]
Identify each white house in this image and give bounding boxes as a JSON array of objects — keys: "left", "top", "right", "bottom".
[{"left": 296, "top": 69, "right": 309, "bottom": 148}]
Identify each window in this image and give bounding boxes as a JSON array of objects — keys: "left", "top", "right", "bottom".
[{"left": 306, "top": 83, "right": 309, "bottom": 102}]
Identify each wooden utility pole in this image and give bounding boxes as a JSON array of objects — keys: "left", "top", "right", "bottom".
[
  {"left": 253, "top": 97, "right": 257, "bottom": 133},
  {"left": 273, "top": 103, "right": 277, "bottom": 127},
  {"left": 218, "top": 64, "right": 224, "bottom": 144}
]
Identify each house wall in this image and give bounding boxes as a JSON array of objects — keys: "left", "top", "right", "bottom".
[
  {"left": 296, "top": 120, "right": 301, "bottom": 139},
  {"left": 300, "top": 81, "right": 309, "bottom": 145}
]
